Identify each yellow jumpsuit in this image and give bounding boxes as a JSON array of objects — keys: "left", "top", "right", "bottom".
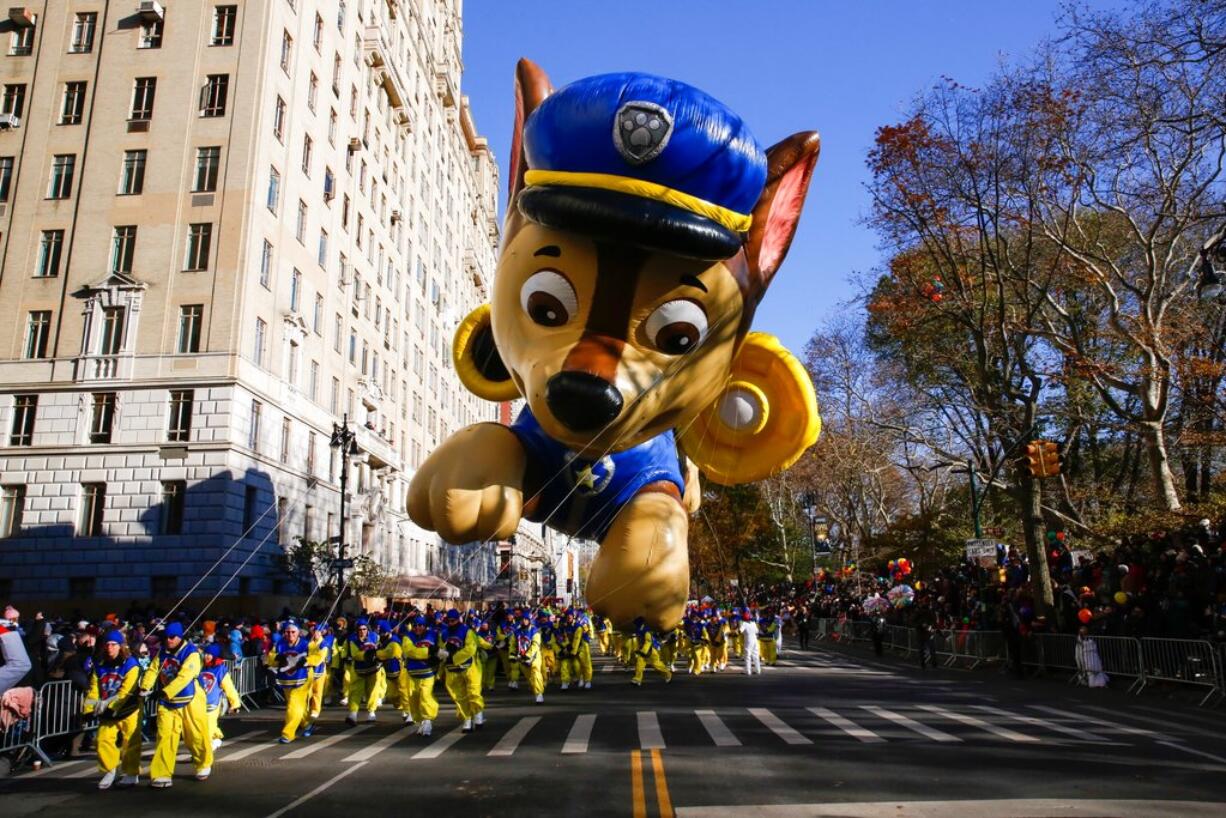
[
  {"left": 146, "top": 642, "right": 213, "bottom": 780},
  {"left": 595, "top": 618, "right": 610, "bottom": 655},
  {"left": 307, "top": 636, "right": 334, "bottom": 719},
  {"left": 759, "top": 619, "right": 779, "bottom": 666},
  {"left": 202, "top": 661, "right": 241, "bottom": 743},
  {"left": 376, "top": 637, "right": 410, "bottom": 717},
  {"left": 708, "top": 621, "right": 729, "bottom": 671},
  {"left": 266, "top": 636, "right": 324, "bottom": 741},
  {"left": 659, "top": 629, "right": 678, "bottom": 671},
  {"left": 687, "top": 625, "right": 710, "bottom": 675},
  {"left": 402, "top": 632, "right": 440, "bottom": 722},
  {"left": 632, "top": 628, "right": 674, "bottom": 685},
  {"left": 84, "top": 657, "right": 142, "bottom": 777},
  {"left": 441, "top": 627, "right": 484, "bottom": 722},
  {"left": 514, "top": 627, "right": 545, "bottom": 696},
  {"left": 339, "top": 635, "right": 382, "bottom": 716},
  {"left": 494, "top": 622, "right": 515, "bottom": 685}
]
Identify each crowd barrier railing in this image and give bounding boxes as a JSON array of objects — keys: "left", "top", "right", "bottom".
[{"left": 1140, "top": 637, "right": 1223, "bottom": 706}]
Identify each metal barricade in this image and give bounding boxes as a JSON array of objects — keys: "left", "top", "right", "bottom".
[
  {"left": 0, "top": 691, "right": 39, "bottom": 763},
  {"left": 32, "top": 679, "right": 96, "bottom": 767},
  {"left": 1084, "top": 635, "right": 1145, "bottom": 693},
  {"left": 1140, "top": 637, "right": 1223, "bottom": 706}
]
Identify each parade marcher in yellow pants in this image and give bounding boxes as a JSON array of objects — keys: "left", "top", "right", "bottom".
[
  {"left": 147, "top": 621, "right": 213, "bottom": 788},
  {"left": 594, "top": 614, "right": 610, "bottom": 655},
  {"left": 659, "top": 627, "right": 679, "bottom": 672},
  {"left": 686, "top": 616, "right": 710, "bottom": 675},
  {"left": 574, "top": 612, "right": 594, "bottom": 688},
  {"left": 759, "top": 610, "right": 779, "bottom": 666},
  {"left": 84, "top": 630, "right": 142, "bottom": 789},
  {"left": 476, "top": 619, "right": 498, "bottom": 691},
  {"left": 338, "top": 618, "right": 382, "bottom": 724},
  {"left": 402, "top": 616, "right": 439, "bottom": 736},
  {"left": 199, "top": 644, "right": 240, "bottom": 750},
  {"left": 513, "top": 611, "right": 545, "bottom": 703},
  {"left": 439, "top": 609, "right": 485, "bottom": 732},
  {"left": 631, "top": 618, "right": 674, "bottom": 685},
  {"left": 267, "top": 620, "right": 324, "bottom": 743},
  {"left": 375, "top": 619, "right": 411, "bottom": 725},
  {"left": 308, "top": 625, "right": 334, "bottom": 719},
  {"left": 708, "top": 616, "right": 730, "bottom": 672}
]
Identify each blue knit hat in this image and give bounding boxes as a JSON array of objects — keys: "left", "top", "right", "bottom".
[
  {"left": 104, "top": 630, "right": 125, "bottom": 645},
  {"left": 163, "top": 621, "right": 184, "bottom": 639},
  {"left": 203, "top": 643, "right": 223, "bottom": 659}
]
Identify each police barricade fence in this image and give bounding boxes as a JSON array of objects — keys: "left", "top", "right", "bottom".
[
  {"left": 885, "top": 624, "right": 915, "bottom": 656},
  {"left": 1139, "top": 637, "right": 1223, "bottom": 706}
]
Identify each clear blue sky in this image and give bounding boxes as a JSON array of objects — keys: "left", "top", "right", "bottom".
[{"left": 461, "top": 0, "right": 1123, "bottom": 354}]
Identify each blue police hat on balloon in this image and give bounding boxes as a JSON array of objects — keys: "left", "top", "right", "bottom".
[{"left": 519, "top": 72, "right": 767, "bottom": 260}]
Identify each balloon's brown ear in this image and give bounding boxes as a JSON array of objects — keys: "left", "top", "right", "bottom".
[
  {"left": 506, "top": 58, "right": 553, "bottom": 228},
  {"left": 745, "top": 132, "right": 821, "bottom": 288}
]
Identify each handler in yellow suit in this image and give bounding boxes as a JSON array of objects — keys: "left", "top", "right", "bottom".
[
  {"left": 439, "top": 609, "right": 485, "bottom": 732},
  {"left": 402, "top": 615, "right": 439, "bottom": 736},
  {"left": 266, "top": 620, "right": 324, "bottom": 742},
  {"left": 146, "top": 621, "right": 213, "bottom": 788},
  {"left": 339, "top": 618, "right": 382, "bottom": 724},
  {"left": 631, "top": 618, "right": 674, "bottom": 686},
  {"left": 199, "top": 643, "right": 241, "bottom": 750},
  {"left": 513, "top": 611, "right": 546, "bottom": 703},
  {"left": 83, "top": 630, "right": 143, "bottom": 789}
]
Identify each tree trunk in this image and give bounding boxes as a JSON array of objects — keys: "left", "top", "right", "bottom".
[
  {"left": 1142, "top": 421, "right": 1182, "bottom": 511},
  {"left": 1018, "top": 469, "right": 1054, "bottom": 615}
]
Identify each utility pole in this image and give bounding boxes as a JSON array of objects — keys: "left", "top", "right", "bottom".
[{"left": 329, "top": 415, "right": 357, "bottom": 608}]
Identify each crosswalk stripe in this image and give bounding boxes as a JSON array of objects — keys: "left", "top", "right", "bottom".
[
  {"left": 860, "top": 705, "right": 961, "bottom": 742},
  {"left": 916, "top": 704, "right": 1039, "bottom": 742},
  {"left": 602, "top": 664, "right": 616, "bottom": 673},
  {"left": 808, "top": 706, "right": 885, "bottom": 743},
  {"left": 488, "top": 716, "right": 541, "bottom": 757},
  {"left": 65, "top": 763, "right": 104, "bottom": 779},
  {"left": 695, "top": 709, "right": 741, "bottom": 747},
  {"left": 637, "top": 711, "right": 665, "bottom": 749},
  {"left": 281, "top": 725, "right": 372, "bottom": 759},
  {"left": 411, "top": 725, "right": 467, "bottom": 760},
  {"left": 220, "top": 731, "right": 276, "bottom": 762},
  {"left": 1156, "top": 740, "right": 1226, "bottom": 766},
  {"left": 343, "top": 724, "right": 415, "bottom": 762},
  {"left": 33, "top": 759, "right": 90, "bottom": 779},
  {"left": 749, "top": 708, "right": 812, "bottom": 745},
  {"left": 562, "top": 714, "right": 596, "bottom": 754},
  {"left": 1028, "top": 705, "right": 1168, "bottom": 740},
  {"left": 969, "top": 706, "right": 1111, "bottom": 743}
]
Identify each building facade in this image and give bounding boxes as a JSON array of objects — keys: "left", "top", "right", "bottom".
[{"left": 0, "top": 0, "right": 503, "bottom": 605}]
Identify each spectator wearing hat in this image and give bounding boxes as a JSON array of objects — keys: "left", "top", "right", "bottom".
[
  {"left": 83, "top": 630, "right": 142, "bottom": 789},
  {"left": 0, "top": 607, "right": 31, "bottom": 697},
  {"left": 199, "top": 643, "right": 241, "bottom": 751}
]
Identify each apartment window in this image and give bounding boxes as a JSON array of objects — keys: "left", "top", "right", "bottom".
[
  {"left": 9, "top": 395, "right": 36, "bottom": 445},
  {"left": 0, "top": 157, "right": 12, "bottom": 201},
  {"left": 193, "top": 146, "right": 221, "bottom": 192},
  {"left": 280, "top": 30, "right": 293, "bottom": 73},
  {"left": 178, "top": 305, "right": 203, "bottom": 352},
  {"left": 60, "top": 82, "right": 86, "bottom": 125},
  {"left": 296, "top": 200, "right": 307, "bottom": 243},
  {"left": 36, "top": 230, "right": 64, "bottom": 277},
  {"left": 313, "top": 293, "right": 323, "bottom": 333},
  {"left": 88, "top": 392, "right": 116, "bottom": 444},
  {"left": 266, "top": 166, "right": 280, "bottom": 212},
  {"left": 167, "top": 389, "right": 193, "bottom": 442},
  {"left": 328, "top": 110, "right": 337, "bottom": 144},
  {"left": 2, "top": 84, "right": 26, "bottom": 118},
  {"left": 0, "top": 486, "right": 24, "bottom": 537},
  {"left": 254, "top": 318, "right": 267, "bottom": 366},
  {"left": 259, "top": 239, "right": 273, "bottom": 288},
  {"left": 161, "top": 481, "right": 185, "bottom": 534},
  {"left": 71, "top": 12, "right": 97, "bottom": 53},
  {"left": 273, "top": 96, "right": 286, "bottom": 141},
  {"left": 249, "top": 400, "right": 262, "bottom": 450},
  {"left": 307, "top": 430, "right": 317, "bottom": 476},
  {"left": 307, "top": 73, "right": 318, "bottom": 112},
  {"left": 313, "top": 13, "right": 324, "bottom": 50},
  {"left": 10, "top": 17, "right": 35, "bottom": 56},
  {"left": 309, "top": 360, "right": 319, "bottom": 400},
  {"left": 78, "top": 484, "right": 105, "bottom": 536},
  {"left": 318, "top": 229, "right": 328, "bottom": 267},
  {"left": 119, "top": 150, "right": 146, "bottom": 195},
  {"left": 110, "top": 226, "right": 136, "bottom": 273},
  {"left": 280, "top": 417, "right": 291, "bottom": 462},
  {"left": 288, "top": 270, "right": 302, "bottom": 313},
  {"left": 301, "top": 134, "right": 313, "bottom": 175},
  {"left": 330, "top": 377, "right": 339, "bottom": 413},
  {"left": 48, "top": 154, "right": 75, "bottom": 199},
  {"left": 324, "top": 167, "right": 335, "bottom": 202},
  {"left": 201, "top": 74, "right": 229, "bottom": 117},
  {"left": 130, "top": 78, "right": 156, "bottom": 120},
  {"left": 99, "top": 307, "right": 125, "bottom": 355},
  {"left": 212, "top": 6, "right": 237, "bottom": 46},
  {"left": 24, "top": 311, "right": 50, "bottom": 359},
  {"left": 139, "top": 18, "right": 163, "bottom": 49},
  {"left": 333, "top": 314, "right": 342, "bottom": 352},
  {"left": 242, "top": 484, "right": 259, "bottom": 529}
]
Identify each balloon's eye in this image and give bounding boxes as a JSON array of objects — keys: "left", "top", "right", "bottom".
[
  {"left": 645, "top": 299, "right": 709, "bottom": 355},
  {"left": 520, "top": 270, "right": 578, "bottom": 327}
]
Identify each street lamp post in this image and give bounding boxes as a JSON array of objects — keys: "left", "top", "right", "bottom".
[
  {"left": 329, "top": 415, "right": 357, "bottom": 607},
  {"left": 1195, "top": 227, "right": 1226, "bottom": 302}
]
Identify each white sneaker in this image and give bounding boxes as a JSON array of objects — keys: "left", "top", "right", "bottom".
[
  {"left": 462, "top": 718, "right": 473, "bottom": 733},
  {"left": 366, "top": 711, "right": 377, "bottom": 722},
  {"left": 339, "top": 697, "right": 348, "bottom": 706},
  {"left": 195, "top": 767, "right": 211, "bottom": 781},
  {"left": 345, "top": 714, "right": 357, "bottom": 726},
  {"left": 584, "top": 681, "right": 591, "bottom": 689},
  {"left": 98, "top": 768, "right": 117, "bottom": 790},
  {"left": 117, "top": 774, "right": 139, "bottom": 788},
  {"left": 507, "top": 681, "right": 518, "bottom": 690},
  {"left": 403, "top": 713, "right": 415, "bottom": 725},
  {"left": 151, "top": 777, "right": 173, "bottom": 789},
  {"left": 211, "top": 738, "right": 222, "bottom": 751},
  {"left": 560, "top": 682, "right": 569, "bottom": 690},
  {"left": 419, "top": 719, "right": 433, "bottom": 737},
  {"left": 534, "top": 694, "right": 544, "bottom": 703},
  {"left": 474, "top": 711, "right": 485, "bottom": 728}
]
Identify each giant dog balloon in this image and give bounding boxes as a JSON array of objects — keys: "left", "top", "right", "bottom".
[{"left": 408, "top": 61, "right": 821, "bottom": 629}]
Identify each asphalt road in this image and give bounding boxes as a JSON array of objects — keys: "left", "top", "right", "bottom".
[{"left": 5, "top": 641, "right": 1226, "bottom": 817}]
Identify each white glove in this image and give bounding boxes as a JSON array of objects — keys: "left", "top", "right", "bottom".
[
  {"left": 82, "top": 697, "right": 101, "bottom": 710},
  {"left": 437, "top": 648, "right": 450, "bottom": 663}
]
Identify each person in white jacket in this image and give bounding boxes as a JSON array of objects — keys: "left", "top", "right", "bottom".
[
  {"left": 739, "top": 613, "right": 761, "bottom": 675},
  {"left": 1075, "top": 626, "right": 1109, "bottom": 688},
  {"left": 0, "top": 614, "right": 32, "bottom": 697}
]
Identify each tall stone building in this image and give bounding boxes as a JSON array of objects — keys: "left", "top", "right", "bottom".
[{"left": 0, "top": 0, "right": 503, "bottom": 607}]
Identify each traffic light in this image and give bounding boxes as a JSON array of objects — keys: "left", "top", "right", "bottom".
[
  {"left": 1025, "top": 439, "right": 1062, "bottom": 478},
  {"left": 1025, "top": 441, "right": 1044, "bottom": 477}
]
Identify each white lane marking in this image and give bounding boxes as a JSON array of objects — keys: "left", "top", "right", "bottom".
[
  {"left": 637, "top": 711, "right": 665, "bottom": 749},
  {"left": 860, "top": 705, "right": 961, "bottom": 742},
  {"left": 281, "top": 725, "right": 372, "bottom": 759},
  {"left": 749, "top": 708, "right": 812, "bottom": 745},
  {"left": 488, "top": 716, "right": 541, "bottom": 757},
  {"left": 220, "top": 731, "right": 277, "bottom": 762},
  {"left": 1082, "top": 704, "right": 1225, "bottom": 742},
  {"left": 65, "top": 764, "right": 105, "bottom": 780},
  {"left": 411, "top": 725, "right": 467, "bottom": 760},
  {"left": 916, "top": 704, "right": 1039, "bottom": 742},
  {"left": 808, "top": 707, "right": 885, "bottom": 743},
  {"left": 1029, "top": 705, "right": 1168, "bottom": 740},
  {"left": 263, "top": 761, "right": 367, "bottom": 818},
  {"left": 970, "top": 705, "right": 1112, "bottom": 743},
  {"left": 562, "top": 714, "right": 596, "bottom": 754},
  {"left": 21, "top": 758, "right": 90, "bottom": 778},
  {"left": 1156, "top": 740, "right": 1226, "bottom": 766},
  {"left": 672, "top": 798, "right": 1226, "bottom": 818},
  {"left": 695, "top": 710, "right": 741, "bottom": 747},
  {"left": 602, "top": 663, "right": 615, "bottom": 673},
  {"left": 342, "top": 725, "right": 415, "bottom": 762}
]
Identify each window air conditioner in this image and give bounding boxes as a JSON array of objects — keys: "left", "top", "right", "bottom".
[
  {"left": 136, "top": 1, "right": 164, "bottom": 22},
  {"left": 0, "top": 113, "right": 20, "bottom": 130}
]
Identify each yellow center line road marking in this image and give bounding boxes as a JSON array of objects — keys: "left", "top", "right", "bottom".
[
  {"left": 630, "top": 750, "right": 646, "bottom": 818},
  {"left": 263, "top": 761, "right": 367, "bottom": 818},
  {"left": 651, "top": 748, "right": 675, "bottom": 818}
]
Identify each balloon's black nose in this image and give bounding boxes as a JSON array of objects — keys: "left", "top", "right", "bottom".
[{"left": 546, "top": 372, "right": 623, "bottom": 432}]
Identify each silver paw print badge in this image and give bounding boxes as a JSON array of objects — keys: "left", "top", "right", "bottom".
[{"left": 613, "top": 101, "right": 673, "bottom": 165}]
